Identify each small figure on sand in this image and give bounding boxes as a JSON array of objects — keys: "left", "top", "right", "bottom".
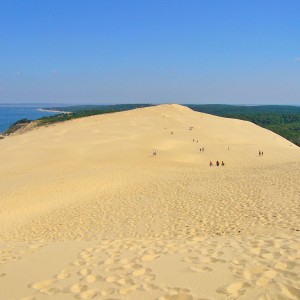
[
  {"left": 200, "top": 148, "right": 202, "bottom": 152},
  {"left": 228, "top": 147, "right": 229, "bottom": 151},
  {"left": 216, "top": 161, "right": 220, "bottom": 167},
  {"left": 152, "top": 149, "right": 157, "bottom": 157},
  {"left": 222, "top": 161, "right": 225, "bottom": 166},
  {"left": 261, "top": 151, "right": 264, "bottom": 156},
  {"left": 202, "top": 147, "right": 204, "bottom": 152},
  {"left": 193, "top": 139, "right": 194, "bottom": 142},
  {"left": 171, "top": 131, "right": 173, "bottom": 134},
  {"left": 209, "top": 161, "right": 213, "bottom": 167}
]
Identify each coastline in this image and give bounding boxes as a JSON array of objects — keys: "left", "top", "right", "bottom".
[{"left": 37, "top": 108, "right": 72, "bottom": 114}]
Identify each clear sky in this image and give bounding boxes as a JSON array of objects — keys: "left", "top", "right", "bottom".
[{"left": 0, "top": 0, "right": 299, "bottom": 105}]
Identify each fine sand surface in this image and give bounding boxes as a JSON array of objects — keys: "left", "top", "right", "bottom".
[{"left": 0, "top": 104, "right": 299, "bottom": 300}]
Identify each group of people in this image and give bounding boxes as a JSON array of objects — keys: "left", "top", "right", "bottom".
[
  {"left": 210, "top": 160, "right": 225, "bottom": 167},
  {"left": 259, "top": 150, "right": 264, "bottom": 156},
  {"left": 154, "top": 149, "right": 225, "bottom": 167},
  {"left": 153, "top": 126, "right": 228, "bottom": 165}
]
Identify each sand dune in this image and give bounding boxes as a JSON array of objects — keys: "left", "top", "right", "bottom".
[{"left": 0, "top": 104, "right": 299, "bottom": 299}]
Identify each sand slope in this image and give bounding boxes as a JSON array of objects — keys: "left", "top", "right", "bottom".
[{"left": 0, "top": 104, "right": 299, "bottom": 300}]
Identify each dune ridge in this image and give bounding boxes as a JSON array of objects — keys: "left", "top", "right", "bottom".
[{"left": 0, "top": 104, "right": 299, "bottom": 300}]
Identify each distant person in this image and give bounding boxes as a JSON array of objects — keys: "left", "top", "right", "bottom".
[
  {"left": 202, "top": 147, "right": 204, "bottom": 152},
  {"left": 259, "top": 150, "right": 261, "bottom": 156},
  {"left": 200, "top": 148, "right": 202, "bottom": 152},
  {"left": 216, "top": 161, "right": 220, "bottom": 167},
  {"left": 262, "top": 151, "right": 264, "bottom": 156},
  {"left": 193, "top": 139, "right": 194, "bottom": 142},
  {"left": 228, "top": 147, "right": 229, "bottom": 151},
  {"left": 222, "top": 161, "right": 225, "bottom": 166},
  {"left": 209, "top": 161, "right": 213, "bottom": 167},
  {"left": 153, "top": 149, "right": 157, "bottom": 157}
]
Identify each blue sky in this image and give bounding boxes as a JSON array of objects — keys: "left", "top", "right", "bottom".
[{"left": 0, "top": 0, "right": 299, "bottom": 104}]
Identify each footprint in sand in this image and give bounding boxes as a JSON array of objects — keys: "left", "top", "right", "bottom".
[
  {"left": 132, "top": 268, "right": 146, "bottom": 277},
  {"left": 141, "top": 254, "right": 159, "bottom": 262},
  {"left": 29, "top": 278, "right": 57, "bottom": 290},
  {"left": 217, "top": 281, "right": 250, "bottom": 297},
  {"left": 73, "top": 259, "right": 86, "bottom": 266},
  {"left": 84, "top": 274, "right": 99, "bottom": 283},
  {"left": 100, "top": 287, "right": 115, "bottom": 296},
  {"left": 189, "top": 265, "right": 212, "bottom": 272},
  {"left": 130, "top": 263, "right": 143, "bottom": 269},
  {"left": 117, "top": 278, "right": 134, "bottom": 286},
  {"left": 159, "top": 294, "right": 193, "bottom": 300},
  {"left": 39, "top": 287, "right": 60, "bottom": 296},
  {"left": 119, "top": 285, "right": 138, "bottom": 295},
  {"left": 78, "top": 268, "right": 92, "bottom": 276},
  {"left": 78, "top": 288, "right": 99, "bottom": 299},
  {"left": 69, "top": 283, "right": 88, "bottom": 294},
  {"left": 56, "top": 269, "right": 71, "bottom": 279},
  {"left": 142, "top": 282, "right": 160, "bottom": 291},
  {"left": 202, "top": 257, "right": 226, "bottom": 263}
]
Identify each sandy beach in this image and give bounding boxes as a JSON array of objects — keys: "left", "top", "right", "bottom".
[
  {"left": 37, "top": 109, "right": 71, "bottom": 114},
  {"left": 0, "top": 104, "right": 299, "bottom": 300}
]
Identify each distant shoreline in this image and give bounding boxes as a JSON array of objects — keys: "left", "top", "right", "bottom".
[{"left": 37, "top": 108, "right": 71, "bottom": 114}]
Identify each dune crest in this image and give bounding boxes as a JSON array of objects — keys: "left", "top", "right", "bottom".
[{"left": 0, "top": 104, "right": 299, "bottom": 299}]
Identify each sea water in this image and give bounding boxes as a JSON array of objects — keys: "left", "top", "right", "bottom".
[{"left": 0, "top": 104, "right": 64, "bottom": 133}]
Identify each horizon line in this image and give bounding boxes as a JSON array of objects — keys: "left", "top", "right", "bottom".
[{"left": 0, "top": 102, "right": 300, "bottom": 107}]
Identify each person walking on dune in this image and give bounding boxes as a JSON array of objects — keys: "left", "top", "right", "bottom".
[
  {"left": 153, "top": 149, "right": 157, "bottom": 157},
  {"left": 209, "top": 161, "right": 213, "bottom": 167}
]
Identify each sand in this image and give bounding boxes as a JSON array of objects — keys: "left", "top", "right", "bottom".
[{"left": 0, "top": 104, "right": 299, "bottom": 300}]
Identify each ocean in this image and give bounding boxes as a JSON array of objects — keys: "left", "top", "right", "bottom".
[{"left": 0, "top": 104, "right": 64, "bottom": 133}]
